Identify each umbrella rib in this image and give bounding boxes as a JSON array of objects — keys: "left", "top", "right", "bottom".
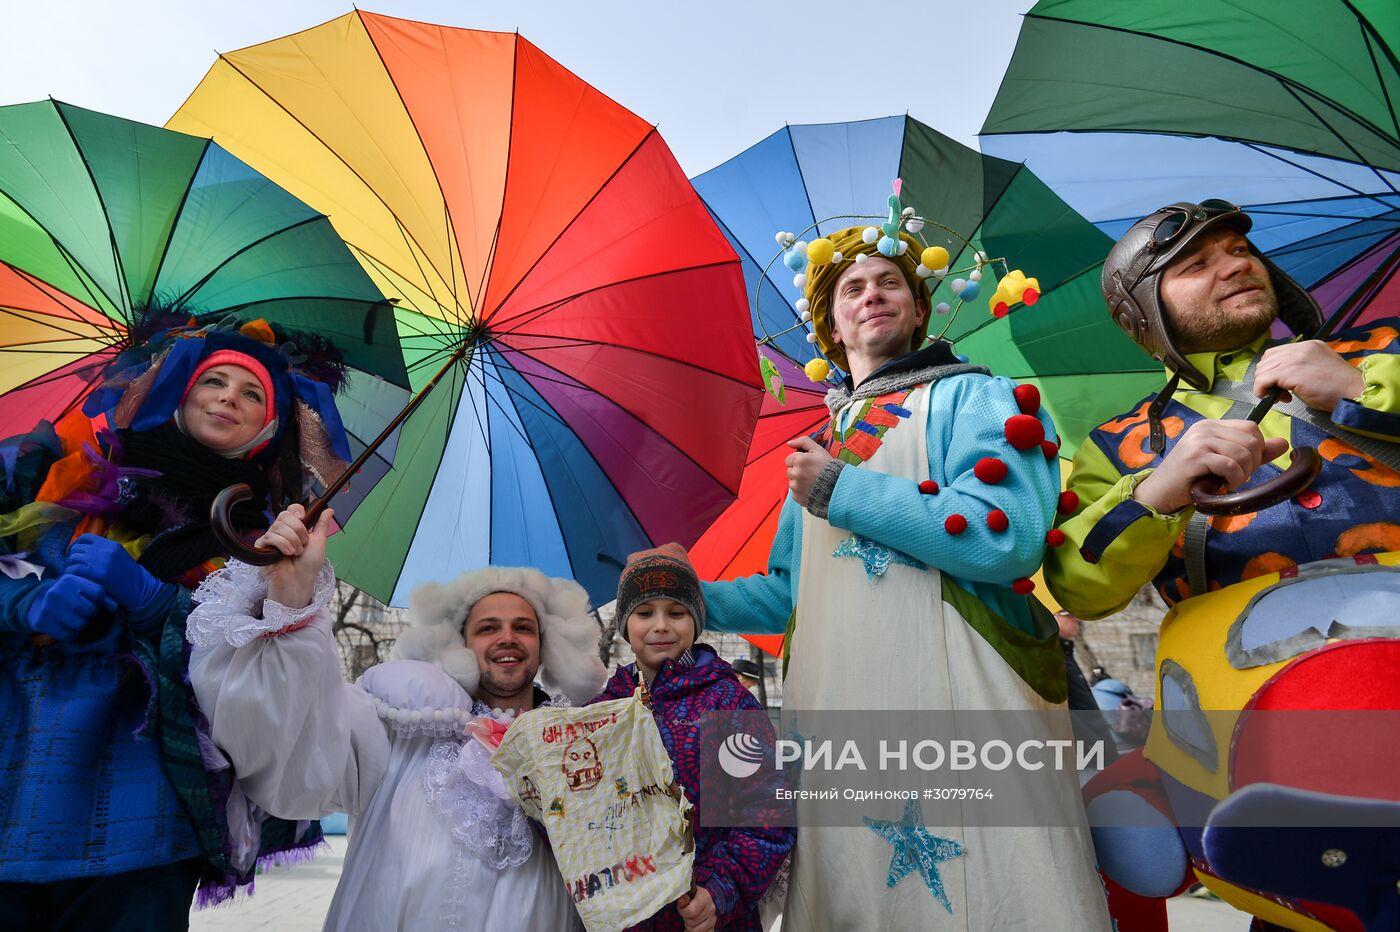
[
  {"left": 481, "top": 349, "right": 603, "bottom": 583},
  {"left": 165, "top": 215, "right": 326, "bottom": 313},
  {"left": 0, "top": 346, "right": 120, "bottom": 393},
  {"left": 0, "top": 297, "right": 120, "bottom": 345},
  {"left": 147, "top": 138, "right": 211, "bottom": 311},
  {"left": 489, "top": 340, "right": 746, "bottom": 494},
  {"left": 50, "top": 101, "right": 132, "bottom": 322},
  {"left": 490, "top": 331, "right": 764, "bottom": 393},
  {"left": 359, "top": 24, "right": 476, "bottom": 316},
  {"left": 479, "top": 128, "right": 658, "bottom": 327},
  {"left": 216, "top": 55, "right": 465, "bottom": 320},
  {"left": 468, "top": 34, "right": 520, "bottom": 335},
  {"left": 701, "top": 205, "right": 806, "bottom": 347},
  {"left": 783, "top": 125, "right": 821, "bottom": 233},
  {"left": 345, "top": 243, "right": 448, "bottom": 333},
  {"left": 0, "top": 173, "right": 118, "bottom": 322},
  {"left": 487, "top": 257, "right": 739, "bottom": 333},
  {"left": 1344, "top": 0, "right": 1400, "bottom": 140},
  {"left": 1023, "top": 12, "right": 1400, "bottom": 152},
  {"left": 485, "top": 347, "right": 660, "bottom": 552},
  {"left": 1267, "top": 221, "right": 1400, "bottom": 260},
  {"left": 347, "top": 242, "right": 470, "bottom": 352},
  {"left": 1278, "top": 83, "right": 1400, "bottom": 198},
  {"left": 1248, "top": 139, "right": 1400, "bottom": 205}
]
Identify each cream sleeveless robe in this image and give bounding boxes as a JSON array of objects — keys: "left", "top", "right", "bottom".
[{"left": 780, "top": 382, "right": 1111, "bottom": 931}]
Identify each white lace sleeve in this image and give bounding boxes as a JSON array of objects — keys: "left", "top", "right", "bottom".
[
  {"left": 187, "top": 562, "right": 388, "bottom": 820},
  {"left": 187, "top": 559, "right": 336, "bottom": 648}
]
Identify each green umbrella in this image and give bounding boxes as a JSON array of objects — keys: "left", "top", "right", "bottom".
[{"left": 0, "top": 99, "right": 408, "bottom": 445}]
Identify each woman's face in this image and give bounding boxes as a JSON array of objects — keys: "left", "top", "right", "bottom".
[{"left": 180, "top": 364, "right": 269, "bottom": 453}]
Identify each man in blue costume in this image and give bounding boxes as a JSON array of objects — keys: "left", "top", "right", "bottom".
[{"left": 701, "top": 217, "right": 1111, "bottom": 930}]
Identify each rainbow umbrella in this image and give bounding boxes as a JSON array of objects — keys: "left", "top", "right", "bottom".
[
  {"left": 687, "top": 117, "right": 1147, "bottom": 655},
  {"left": 981, "top": 0, "right": 1400, "bottom": 329},
  {"left": 169, "top": 11, "right": 762, "bottom": 606},
  {"left": 0, "top": 99, "right": 407, "bottom": 488}
]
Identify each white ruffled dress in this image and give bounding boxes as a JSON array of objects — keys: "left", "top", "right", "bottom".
[{"left": 186, "top": 560, "right": 581, "bottom": 932}]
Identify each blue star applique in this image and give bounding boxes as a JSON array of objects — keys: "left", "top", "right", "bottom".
[
  {"left": 832, "top": 534, "right": 925, "bottom": 582},
  {"left": 864, "top": 798, "right": 965, "bottom": 913}
]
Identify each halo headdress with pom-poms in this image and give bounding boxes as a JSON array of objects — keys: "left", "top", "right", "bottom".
[{"left": 754, "top": 180, "right": 1039, "bottom": 395}]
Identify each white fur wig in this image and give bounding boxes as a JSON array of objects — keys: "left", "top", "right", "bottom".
[{"left": 391, "top": 566, "right": 607, "bottom": 706}]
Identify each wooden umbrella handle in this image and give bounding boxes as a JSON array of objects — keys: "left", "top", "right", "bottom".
[
  {"left": 1188, "top": 447, "right": 1322, "bottom": 517},
  {"left": 210, "top": 483, "right": 327, "bottom": 566}
]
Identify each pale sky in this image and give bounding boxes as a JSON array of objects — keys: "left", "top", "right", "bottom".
[{"left": 0, "top": 0, "right": 1031, "bottom": 176}]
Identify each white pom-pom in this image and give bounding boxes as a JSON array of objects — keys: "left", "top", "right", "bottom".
[
  {"left": 896, "top": 240, "right": 909, "bottom": 255},
  {"left": 795, "top": 297, "right": 810, "bottom": 314},
  {"left": 774, "top": 231, "right": 787, "bottom": 245},
  {"left": 432, "top": 709, "right": 446, "bottom": 722},
  {"left": 800, "top": 310, "right": 812, "bottom": 321},
  {"left": 855, "top": 253, "right": 869, "bottom": 264},
  {"left": 794, "top": 240, "right": 808, "bottom": 254},
  {"left": 831, "top": 251, "right": 843, "bottom": 262},
  {"left": 933, "top": 267, "right": 948, "bottom": 279},
  {"left": 905, "top": 218, "right": 925, "bottom": 233},
  {"left": 915, "top": 265, "right": 933, "bottom": 279},
  {"left": 862, "top": 227, "right": 879, "bottom": 244},
  {"left": 410, "top": 710, "right": 423, "bottom": 723},
  {"left": 793, "top": 273, "right": 807, "bottom": 288},
  {"left": 936, "top": 302, "right": 951, "bottom": 315},
  {"left": 950, "top": 278, "right": 967, "bottom": 295},
  {"left": 969, "top": 269, "right": 982, "bottom": 282},
  {"left": 901, "top": 206, "right": 915, "bottom": 218},
  {"left": 975, "top": 250, "right": 988, "bottom": 263},
  {"left": 806, "top": 332, "right": 818, "bottom": 344}
]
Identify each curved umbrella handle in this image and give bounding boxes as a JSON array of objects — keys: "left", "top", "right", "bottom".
[
  {"left": 1188, "top": 447, "right": 1322, "bottom": 517},
  {"left": 210, "top": 484, "right": 328, "bottom": 566}
]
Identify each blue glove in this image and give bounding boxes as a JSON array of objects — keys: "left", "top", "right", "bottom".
[
  {"left": 65, "top": 534, "right": 167, "bottom": 613},
  {"left": 25, "top": 574, "right": 117, "bottom": 640}
]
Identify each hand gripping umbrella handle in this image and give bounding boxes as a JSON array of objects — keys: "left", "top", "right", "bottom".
[
  {"left": 210, "top": 484, "right": 328, "bottom": 566},
  {"left": 1188, "top": 446, "right": 1322, "bottom": 516}
]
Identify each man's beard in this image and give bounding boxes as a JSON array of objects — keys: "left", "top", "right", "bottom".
[
  {"left": 478, "top": 662, "right": 537, "bottom": 699},
  {"left": 1171, "top": 280, "right": 1278, "bottom": 354}
]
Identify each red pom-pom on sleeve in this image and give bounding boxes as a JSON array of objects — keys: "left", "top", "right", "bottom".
[
  {"left": 1013, "top": 384, "right": 1041, "bottom": 415},
  {"left": 1057, "top": 491, "right": 1079, "bottom": 515},
  {"left": 986, "top": 509, "right": 1009, "bottom": 532},
  {"left": 1046, "top": 529, "right": 1066, "bottom": 547},
  {"left": 1004, "top": 414, "right": 1045, "bottom": 451},
  {"left": 918, "top": 479, "right": 940, "bottom": 495},
  {"left": 1040, "top": 440, "right": 1059, "bottom": 461},
  {"left": 944, "top": 514, "right": 968, "bottom": 535},
  {"left": 973, "top": 457, "right": 1008, "bottom": 484},
  {"left": 1012, "top": 577, "right": 1036, "bottom": 595}
]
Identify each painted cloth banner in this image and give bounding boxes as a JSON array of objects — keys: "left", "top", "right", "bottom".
[{"left": 493, "top": 690, "right": 694, "bottom": 931}]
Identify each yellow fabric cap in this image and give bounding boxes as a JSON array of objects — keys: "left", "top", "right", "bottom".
[{"left": 803, "top": 225, "right": 930, "bottom": 372}]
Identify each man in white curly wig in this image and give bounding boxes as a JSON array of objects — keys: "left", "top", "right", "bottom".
[{"left": 185, "top": 504, "right": 606, "bottom": 931}]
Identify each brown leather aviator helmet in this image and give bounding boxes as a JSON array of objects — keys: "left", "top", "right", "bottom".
[{"left": 1101, "top": 200, "right": 1323, "bottom": 390}]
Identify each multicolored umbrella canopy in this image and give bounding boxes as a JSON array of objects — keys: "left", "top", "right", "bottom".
[
  {"left": 169, "top": 11, "right": 762, "bottom": 607},
  {"left": 691, "top": 115, "right": 1158, "bottom": 451},
  {"left": 981, "top": 0, "right": 1400, "bottom": 328},
  {"left": 0, "top": 99, "right": 407, "bottom": 444},
  {"left": 689, "top": 116, "right": 1145, "bottom": 654}
]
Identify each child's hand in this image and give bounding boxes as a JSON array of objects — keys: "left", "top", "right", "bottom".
[{"left": 676, "top": 886, "right": 716, "bottom": 931}]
